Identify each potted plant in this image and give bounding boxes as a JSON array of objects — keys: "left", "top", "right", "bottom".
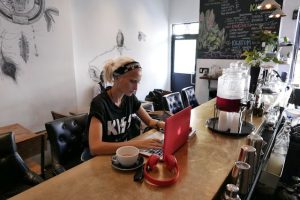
[
  {"left": 242, "top": 49, "right": 262, "bottom": 94},
  {"left": 242, "top": 48, "right": 282, "bottom": 67},
  {"left": 242, "top": 48, "right": 283, "bottom": 93},
  {"left": 258, "top": 30, "right": 278, "bottom": 52}
]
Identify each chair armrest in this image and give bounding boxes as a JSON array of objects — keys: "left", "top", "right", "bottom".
[
  {"left": 52, "top": 163, "right": 66, "bottom": 175},
  {"left": 24, "top": 170, "right": 44, "bottom": 185}
]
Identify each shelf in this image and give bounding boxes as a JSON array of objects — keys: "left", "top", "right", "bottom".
[
  {"left": 279, "top": 43, "right": 293, "bottom": 47},
  {"left": 199, "top": 76, "right": 218, "bottom": 80}
]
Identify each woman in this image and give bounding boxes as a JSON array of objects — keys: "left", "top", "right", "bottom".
[{"left": 87, "top": 56, "right": 164, "bottom": 156}]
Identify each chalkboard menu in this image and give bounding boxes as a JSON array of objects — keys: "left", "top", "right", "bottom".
[{"left": 196, "top": 0, "right": 283, "bottom": 59}]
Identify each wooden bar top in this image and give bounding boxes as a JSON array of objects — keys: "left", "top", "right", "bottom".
[{"left": 10, "top": 99, "right": 264, "bottom": 200}]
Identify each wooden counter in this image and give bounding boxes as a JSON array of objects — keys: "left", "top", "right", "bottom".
[{"left": 9, "top": 99, "right": 264, "bottom": 200}]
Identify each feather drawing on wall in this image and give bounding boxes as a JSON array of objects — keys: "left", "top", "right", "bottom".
[
  {"left": 0, "top": 32, "right": 18, "bottom": 82},
  {"left": 19, "top": 32, "right": 29, "bottom": 63},
  {"left": 138, "top": 31, "right": 147, "bottom": 42}
]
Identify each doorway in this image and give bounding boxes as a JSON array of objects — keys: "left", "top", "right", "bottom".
[{"left": 170, "top": 23, "right": 198, "bottom": 92}]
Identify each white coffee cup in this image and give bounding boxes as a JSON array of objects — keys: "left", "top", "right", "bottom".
[{"left": 116, "top": 146, "right": 139, "bottom": 167}]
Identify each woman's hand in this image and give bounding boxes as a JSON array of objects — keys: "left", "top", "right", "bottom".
[
  {"left": 132, "top": 138, "right": 163, "bottom": 149},
  {"left": 136, "top": 106, "right": 165, "bottom": 130}
]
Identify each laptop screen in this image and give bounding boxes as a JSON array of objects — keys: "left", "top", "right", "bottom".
[
  {"left": 139, "top": 106, "right": 192, "bottom": 160},
  {"left": 163, "top": 106, "right": 191, "bottom": 159}
]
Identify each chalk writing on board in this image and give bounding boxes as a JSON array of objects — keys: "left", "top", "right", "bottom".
[{"left": 197, "top": 0, "right": 282, "bottom": 59}]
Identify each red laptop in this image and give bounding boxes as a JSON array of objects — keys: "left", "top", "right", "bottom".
[{"left": 140, "top": 106, "right": 192, "bottom": 160}]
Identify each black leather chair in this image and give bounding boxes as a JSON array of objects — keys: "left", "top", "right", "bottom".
[
  {"left": 0, "top": 132, "right": 43, "bottom": 199},
  {"left": 51, "top": 111, "right": 68, "bottom": 120},
  {"left": 45, "top": 113, "right": 88, "bottom": 174},
  {"left": 289, "top": 88, "right": 300, "bottom": 109},
  {"left": 181, "top": 86, "right": 199, "bottom": 108},
  {"left": 163, "top": 92, "right": 184, "bottom": 114}
]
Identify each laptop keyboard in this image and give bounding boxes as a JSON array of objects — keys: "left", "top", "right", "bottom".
[
  {"left": 140, "top": 147, "right": 163, "bottom": 159},
  {"left": 139, "top": 131, "right": 164, "bottom": 159},
  {"left": 146, "top": 148, "right": 163, "bottom": 157}
]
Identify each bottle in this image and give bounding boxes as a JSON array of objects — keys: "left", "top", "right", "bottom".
[
  {"left": 254, "top": 85, "right": 262, "bottom": 109},
  {"left": 242, "top": 67, "right": 251, "bottom": 102},
  {"left": 222, "top": 184, "right": 241, "bottom": 200},
  {"left": 253, "top": 86, "right": 263, "bottom": 116},
  {"left": 257, "top": 102, "right": 264, "bottom": 117}
]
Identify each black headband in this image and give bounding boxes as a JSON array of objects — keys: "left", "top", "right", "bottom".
[{"left": 113, "top": 61, "right": 141, "bottom": 76}]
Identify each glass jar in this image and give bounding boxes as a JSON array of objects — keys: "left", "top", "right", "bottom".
[{"left": 217, "top": 66, "right": 245, "bottom": 112}]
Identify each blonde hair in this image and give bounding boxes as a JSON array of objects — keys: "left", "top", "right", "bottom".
[{"left": 103, "top": 56, "right": 135, "bottom": 83}]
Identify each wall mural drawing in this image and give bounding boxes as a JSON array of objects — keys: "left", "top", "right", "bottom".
[
  {"left": 138, "top": 31, "right": 146, "bottom": 42},
  {"left": 0, "top": 0, "right": 59, "bottom": 27},
  {"left": 1, "top": 31, "right": 17, "bottom": 82},
  {"left": 88, "top": 29, "right": 130, "bottom": 83},
  {"left": 0, "top": 0, "right": 59, "bottom": 82},
  {"left": 31, "top": 25, "right": 39, "bottom": 57},
  {"left": 44, "top": 7, "right": 59, "bottom": 32},
  {"left": 19, "top": 31, "right": 29, "bottom": 63},
  {"left": 88, "top": 29, "right": 147, "bottom": 83}
]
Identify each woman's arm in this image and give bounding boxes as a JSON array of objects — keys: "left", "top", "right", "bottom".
[
  {"left": 88, "top": 116, "right": 162, "bottom": 155},
  {"left": 136, "top": 106, "right": 165, "bottom": 130}
]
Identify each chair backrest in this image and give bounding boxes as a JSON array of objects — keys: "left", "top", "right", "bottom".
[
  {"left": 0, "top": 132, "right": 24, "bottom": 186},
  {"left": 163, "top": 92, "right": 184, "bottom": 114},
  {"left": 290, "top": 88, "right": 300, "bottom": 108},
  {"left": 145, "top": 89, "right": 172, "bottom": 110},
  {"left": 181, "top": 86, "right": 199, "bottom": 108},
  {"left": 0, "top": 132, "right": 43, "bottom": 195},
  {"left": 45, "top": 113, "right": 88, "bottom": 170},
  {"left": 295, "top": 89, "right": 300, "bottom": 108},
  {"left": 51, "top": 111, "right": 68, "bottom": 120}
]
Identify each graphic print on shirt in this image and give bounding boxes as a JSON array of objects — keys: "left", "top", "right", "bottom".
[{"left": 107, "top": 114, "right": 133, "bottom": 135}]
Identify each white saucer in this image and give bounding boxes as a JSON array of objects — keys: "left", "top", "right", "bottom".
[{"left": 111, "top": 155, "right": 144, "bottom": 171}]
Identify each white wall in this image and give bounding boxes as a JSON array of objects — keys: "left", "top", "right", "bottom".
[
  {"left": 71, "top": 0, "right": 170, "bottom": 111},
  {"left": 169, "top": 0, "right": 199, "bottom": 24},
  {"left": 0, "top": 0, "right": 76, "bottom": 131},
  {"left": 280, "top": 2, "right": 300, "bottom": 43},
  {"left": 0, "top": 0, "right": 170, "bottom": 131}
]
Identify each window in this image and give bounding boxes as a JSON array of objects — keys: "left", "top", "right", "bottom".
[
  {"left": 170, "top": 23, "right": 199, "bottom": 92},
  {"left": 293, "top": 50, "right": 300, "bottom": 86},
  {"left": 172, "top": 23, "right": 199, "bottom": 35}
]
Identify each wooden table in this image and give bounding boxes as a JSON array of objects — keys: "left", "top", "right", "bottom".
[
  {"left": 9, "top": 100, "right": 264, "bottom": 200},
  {"left": 0, "top": 123, "right": 45, "bottom": 176}
]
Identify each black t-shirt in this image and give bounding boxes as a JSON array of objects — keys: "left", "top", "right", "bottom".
[{"left": 87, "top": 91, "right": 141, "bottom": 142}]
